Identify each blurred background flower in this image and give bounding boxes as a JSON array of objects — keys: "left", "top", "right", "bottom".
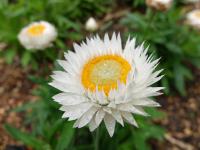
[
  {"left": 18, "top": 21, "right": 57, "bottom": 50},
  {"left": 186, "top": 9, "right": 200, "bottom": 29}
]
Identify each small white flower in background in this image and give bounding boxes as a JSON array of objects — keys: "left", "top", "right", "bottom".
[
  {"left": 85, "top": 17, "right": 99, "bottom": 32},
  {"left": 146, "top": 0, "right": 173, "bottom": 11},
  {"left": 50, "top": 33, "right": 163, "bottom": 137},
  {"left": 187, "top": 10, "right": 200, "bottom": 29},
  {"left": 18, "top": 21, "right": 57, "bottom": 50}
]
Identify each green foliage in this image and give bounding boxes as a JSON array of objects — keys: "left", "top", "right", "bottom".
[
  {"left": 4, "top": 124, "right": 51, "bottom": 150},
  {"left": 120, "top": 7, "right": 200, "bottom": 95},
  {"left": 133, "top": 0, "right": 145, "bottom": 7},
  {"left": 0, "top": 0, "right": 112, "bottom": 66}
]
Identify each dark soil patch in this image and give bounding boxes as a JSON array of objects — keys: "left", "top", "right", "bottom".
[
  {"left": 153, "top": 68, "right": 200, "bottom": 150},
  {"left": 0, "top": 59, "right": 36, "bottom": 150}
]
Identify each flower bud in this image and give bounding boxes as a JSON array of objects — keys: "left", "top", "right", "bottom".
[{"left": 85, "top": 17, "right": 98, "bottom": 32}]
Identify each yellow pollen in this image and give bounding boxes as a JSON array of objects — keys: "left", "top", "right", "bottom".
[
  {"left": 27, "top": 24, "right": 45, "bottom": 36},
  {"left": 81, "top": 55, "right": 131, "bottom": 95}
]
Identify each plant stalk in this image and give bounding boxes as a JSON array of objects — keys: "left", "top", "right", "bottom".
[{"left": 94, "top": 127, "right": 100, "bottom": 150}]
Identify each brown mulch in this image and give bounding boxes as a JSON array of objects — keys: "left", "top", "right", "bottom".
[
  {"left": 154, "top": 68, "right": 200, "bottom": 150},
  {"left": 0, "top": 59, "right": 37, "bottom": 150}
]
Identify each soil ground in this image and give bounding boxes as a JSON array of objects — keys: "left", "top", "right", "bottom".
[
  {"left": 0, "top": 59, "right": 36, "bottom": 150},
  {"left": 154, "top": 67, "right": 200, "bottom": 150}
]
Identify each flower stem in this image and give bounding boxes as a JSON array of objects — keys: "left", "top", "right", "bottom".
[{"left": 94, "top": 128, "right": 100, "bottom": 150}]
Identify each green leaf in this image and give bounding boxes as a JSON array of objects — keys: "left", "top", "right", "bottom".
[
  {"left": 4, "top": 124, "right": 51, "bottom": 150},
  {"left": 132, "top": 123, "right": 165, "bottom": 150},
  {"left": 174, "top": 63, "right": 186, "bottom": 96},
  {"left": 46, "top": 119, "right": 63, "bottom": 141},
  {"left": 5, "top": 49, "right": 16, "bottom": 64},
  {"left": 21, "top": 51, "right": 31, "bottom": 67},
  {"left": 189, "top": 58, "right": 200, "bottom": 68},
  {"left": 161, "top": 77, "right": 170, "bottom": 95},
  {"left": 166, "top": 43, "right": 182, "bottom": 54},
  {"left": 55, "top": 122, "right": 75, "bottom": 150},
  {"left": 12, "top": 101, "right": 41, "bottom": 112},
  {"left": 145, "top": 108, "right": 166, "bottom": 119}
]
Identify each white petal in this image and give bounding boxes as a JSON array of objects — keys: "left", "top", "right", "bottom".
[
  {"left": 57, "top": 60, "right": 77, "bottom": 76},
  {"left": 49, "top": 81, "right": 82, "bottom": 93},
  {"left": 121, "top": 112, "right": 138, "bottom": 127},
  {"left": 123, "top": 37, "right": 135, "bottom": 62},
  {"left": 130, "top": 98, "right": 161, "bottom": 107},
  {"left": 95, "top": 109, "right": 105, "bottom": 126},
  {"left": 51, "top": 71, "right": 70, "bottom": 83},
  {"left": 103, "top": 107, "right": 112, "bottom": 114},
  {"left": 53, "top": 93, "right": 86, "bottom": 105},
  {"left": 104, "top": 114, "right": 116, "bottom": 137},
  {"left": 118, "top": 104, "right": 148, "bottom": 116},
  {"left": 77, "top": 107, "right": 98, "bottom": 128},
  {"left": 127, "top": 86, "right": 164, "bottom": 100},
  {"left": 73, "top": 119, "right": 80, "bottom": 128},
  {"left": 95, "top": 89, "right": 108, "bottom": 105},
  {"left": 89, "top": 118, "right": 98, "bottom": 132},
  {"left": 61, "top": 103, "right": 93, "bottom": 120},
  {"left": 111, "top": 110, "right": 124, "bottom": 126}
]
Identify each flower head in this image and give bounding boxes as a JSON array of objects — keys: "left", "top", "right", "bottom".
[
  {"left": 146, "top": 0, "right": 173, "bottom": 11},
  {"left": 50, "top": 33, "right": 163, "bottom": 137},
  {"left": 187, "top": 9, "right": 200, "bottom": 29},
  {"left": 85, "top": 17, "right": 99, "bottom": 32},
  {"left": 18, "top": 21, "right": 57, "bottom": 50}
]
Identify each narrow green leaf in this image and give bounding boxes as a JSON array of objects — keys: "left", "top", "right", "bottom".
[
  {"left": 161, "top": 78, "right": 170, "bottom": 95},
  {"left": 55, "top": 122, "right": 75, "bottom": 150},
  {"left": 5, "top": 49, "right": 16, "bottom": 64},
  {"left": 174, "top": 63, "right": 187, "bottom": 96},
  {"left": 21, "top": 51, "right": 31, "bottom": 67},
  {"left": 4, "top": 124, "right": 51, "bottom": 150}
]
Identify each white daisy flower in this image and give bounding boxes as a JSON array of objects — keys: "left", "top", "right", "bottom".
[
  {"left": 187, "top": 10, "right": 200, "bottom": 29},
  {"left": 18, "top": 21, "right": 57, "bottom": 50},
  {"left": 85, "top": 17, "right": 99, "bottom": 32},
  {"left": 146, "top": 0, "right": 173, "bottom": 11},
  {"left": 50, "top": 33, "right": 163, "bottom": 137}
]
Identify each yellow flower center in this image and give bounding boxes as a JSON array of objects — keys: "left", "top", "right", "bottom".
[
  {"left": 27, "top": 24, "right": 45, "bottom": 36},
  {"left": 81, "top": 55, "right": 131, "bottom": 95}
]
